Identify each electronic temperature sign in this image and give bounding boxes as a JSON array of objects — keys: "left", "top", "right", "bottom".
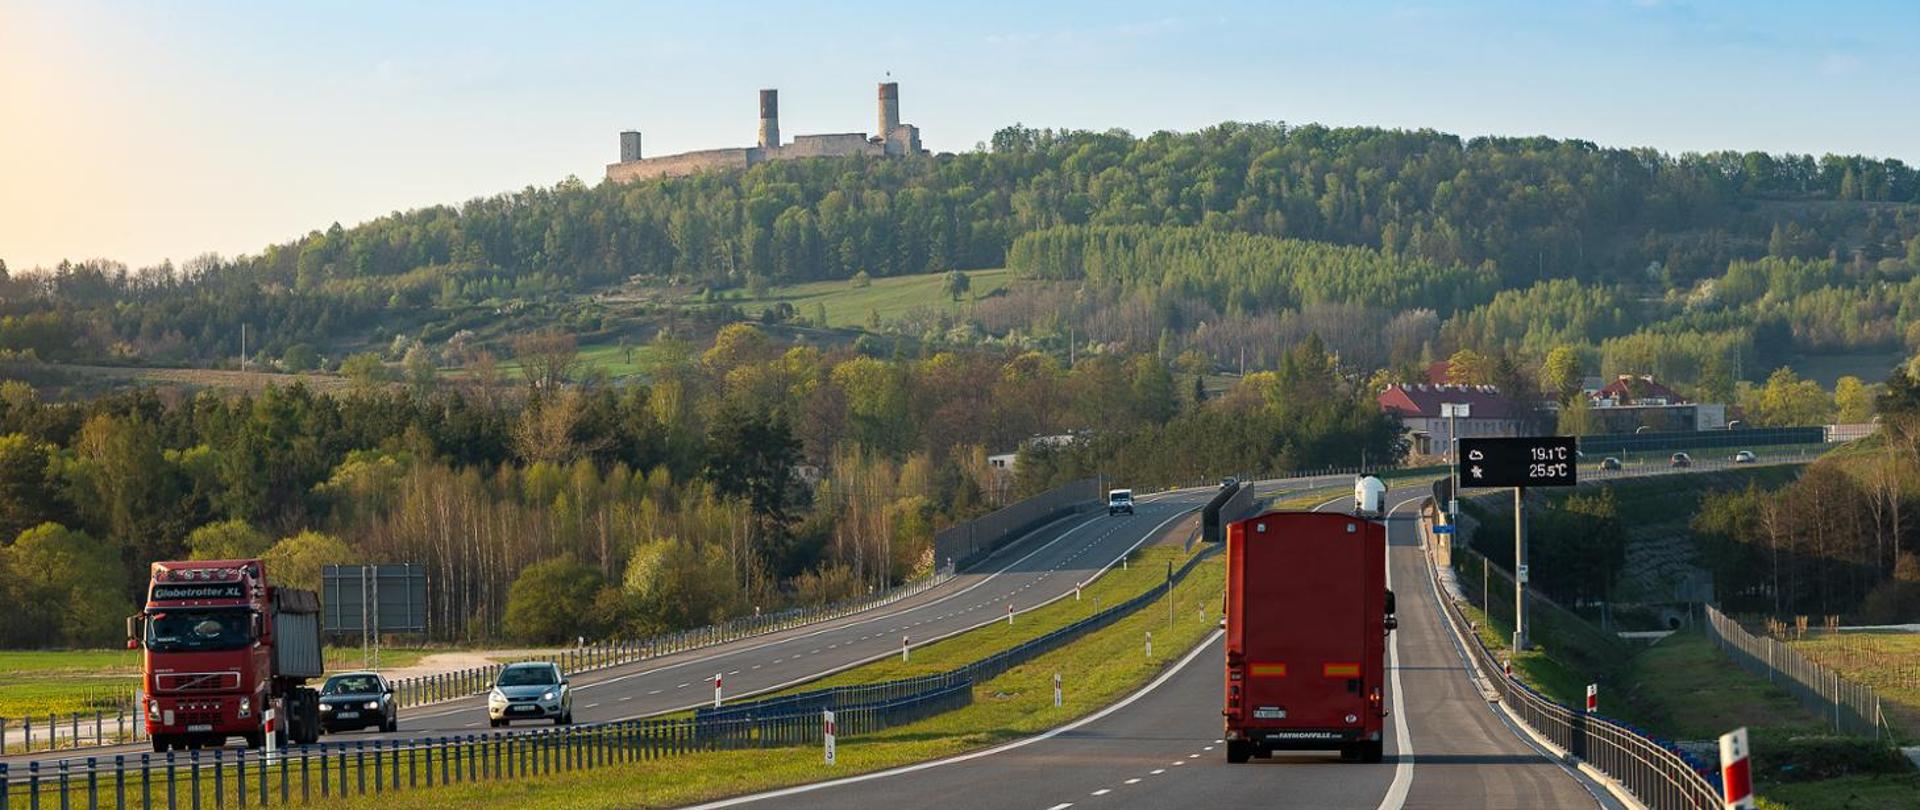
[{"left": 1457, "top": 436, "right": 1578, "bottom": 488}]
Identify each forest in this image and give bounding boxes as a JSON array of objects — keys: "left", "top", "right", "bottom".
[{"left": 0, "top": 326, "right": 1396, "bottom": 648}]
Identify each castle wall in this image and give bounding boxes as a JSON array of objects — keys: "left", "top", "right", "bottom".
[
  {"left": 778, "top": 133, "right": 883, "bottom": 159},
  {"left": 605, "top": 147, "right": 755, "bottom": 182}
]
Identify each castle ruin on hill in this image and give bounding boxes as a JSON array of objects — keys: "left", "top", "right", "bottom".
[{"left": 606, "top": 82, "right": 925, "bottom": 183}]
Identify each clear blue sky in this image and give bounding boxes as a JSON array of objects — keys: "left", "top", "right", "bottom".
[{"left": 2, "top": 0, "right": 1916, "bottom": 271}]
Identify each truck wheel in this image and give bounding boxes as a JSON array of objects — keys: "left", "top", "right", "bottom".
[
  {"left": 245, "top": 732, "right": 264, "bottom": 749},
  {"left": 1226, "top": 741, "right": 1252, "bottom": 764},
  {"left": 152, "top": 735, "right": 171, "bottom": 753},
  {"left": 1362, "top": 741, "right": 1384, "bottom": 763}
]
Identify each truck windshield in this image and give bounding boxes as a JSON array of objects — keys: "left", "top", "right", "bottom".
[{"left": 147, "top": 609, "right": 253, "bottom": 653}]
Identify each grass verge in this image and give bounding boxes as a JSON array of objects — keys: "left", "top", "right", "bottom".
[
  {"left": 1, "top": 647, "right": 434, "bottom": 717},
  {"left": 1787, "top": 632, "right": 1920, "bottom": 737}
]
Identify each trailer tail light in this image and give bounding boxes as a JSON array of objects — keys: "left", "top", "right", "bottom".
[
  {"left": 1370, "top": 686, "right": 1385, "bottom": 715},
  {"left": 1228, "top": 683, "right": 1242, "bottom": 710},
  {"left": 1323, "top": 662, "right": 1360, "bottom": 678},
  {"left": 1249, "top": 662, "right": 1287, "bottom": 678}
]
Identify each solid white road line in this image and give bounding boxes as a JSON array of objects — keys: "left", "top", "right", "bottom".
[
  {"left": 682, "top": 628, "right": 1226, "bottom": 809},
  {"left": 1374, "top": 493, "right": 1425, "bottom": 810}
]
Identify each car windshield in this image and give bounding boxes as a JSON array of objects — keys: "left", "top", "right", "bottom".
[
  {"left": 497, "top": 666, "right": 556, "bottom": 687},
  {"left": 323, "top": 675, "right": 381, "bottom": 695},
  {"left": 147, "top": 609, "right": 253, "bottom": 653}
]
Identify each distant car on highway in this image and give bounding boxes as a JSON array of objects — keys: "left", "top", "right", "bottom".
[
  {"left": 318, "top": 671, "right": 396, "bottom": 734},
  {"left": 1670, "top": 452, "right": 1693, "bottom": 468},
  {"left": 1733, "top": 450, "right": 1756, "bottom": 464},
  {"left": 1219, "top": 476, "right": 1239, "bottom": 490},
  {"left": 1600, "top": 457, "right": 1622, "bottom": 471},
  {"left": 488, "top": 662, "right": 572, "bottom": 727},
  {"left": 1108, "top": 488, "right": 1135, "bottom": 516}
]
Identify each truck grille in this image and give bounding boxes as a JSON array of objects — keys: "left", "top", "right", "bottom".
[{"left": 158, "top": 672, "right": 241, "bottom": 692}]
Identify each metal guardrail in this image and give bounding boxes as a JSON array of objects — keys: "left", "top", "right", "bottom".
[
  {"left": 1703, "top": 605, "right": 1893, "bottom": 741},
  {"left": 0, "top": 709, "right": 143, "bottom": 755},
  {"left": 1420, "top": 506, "right": 1723, "bottom": 810},
  {"left": 0, "top": 684, "right": 970, "bottom": 809},
  {"left": 699, "top": 545, "right": 1221, "bottom": 726}
]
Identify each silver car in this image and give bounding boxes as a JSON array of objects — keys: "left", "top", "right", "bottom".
[{"left": 487, "top": 662, "right": 573, "bottom": 727}]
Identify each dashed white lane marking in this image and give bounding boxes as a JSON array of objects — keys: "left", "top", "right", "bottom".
[
  {"left": 586, "top": 703, "right": 600, "bottom": 709},
  {"left": 1090, "top": 789, "right": 1110, "bottom": 796},
  {"left": 462, "top": 722, "right": 479, "bottom": 727},
  {"left": 1172, "top": 761, "right": 1185, "bottom": 766},
  {"left": 752, "top": 665, "right": 762, "bottom": 670},
  {"left": 676, "top": 683, "right": 689, "bottom": 688},
  {"left": 647, "top": 689, "right": 662, "bottom": 695},
  {"left": 1124, "top": 778, "right": 1141, "bottom": 784},
  {"left": 727, "top": 670, "right": 740, "bottom": 675},
  {"left": 1046, "top": 804, "right": 1074, "bottom": 810},
  {"left": 1186, "top": 753, "right": 1200, "bottom": 758},
  {"left": 619, "top": 696, "right": 632, "bottom": 701},
  {"left": 1150, "top": 769, "right": 1165, "bottom": 775}
]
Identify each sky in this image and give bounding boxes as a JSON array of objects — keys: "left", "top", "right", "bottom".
[{"left": 2, "top": 0, "right": 1916, "bottom": 272}]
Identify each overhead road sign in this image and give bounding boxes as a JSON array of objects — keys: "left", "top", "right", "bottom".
[{"left": 1456, "top": 436, "right": 1578, "bottom": 489}]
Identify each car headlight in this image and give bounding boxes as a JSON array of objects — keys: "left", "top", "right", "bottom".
[
  {"left": 488, "top": 689, "right": 506, "bottom": 704},
  {"left": 541, "top": 691, "right": 555, "bottom": 701},
  {"left": 365, "top": 701, "right": 380, "bottom": 710},
  {"left": 319, "top": 703, "right": 333, "bottom": 712},
  {"left": 238, "top": 697, "right": 252, "bottom": 718}
]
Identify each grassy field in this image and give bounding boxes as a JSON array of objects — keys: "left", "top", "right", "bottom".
[
  {"left": 694, "top": 268, "right": 1017, "bottom": 329},
  {"left": 1788, "top": 632, "right": 1920, "bottom": 736},
  {"left": 7, "top": 556, "right": 1226, "bottom": 810}
]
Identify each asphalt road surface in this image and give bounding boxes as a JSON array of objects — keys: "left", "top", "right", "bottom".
[{"left": 695, "top": 496, "right": 1612, "bottom": 810}]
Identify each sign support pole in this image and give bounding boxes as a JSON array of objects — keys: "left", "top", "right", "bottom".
[{"left": 1514, "top": 486, "right": 1528, "bottom": 651}]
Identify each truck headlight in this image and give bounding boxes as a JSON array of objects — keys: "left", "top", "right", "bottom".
[
  {"left": 319, "top": 703, "right": 333, "bottom": 713},
  {"left": 147, "top": 701, "right": 160, "bottom": 721},
  {"left": 238, "top": 697, "right": 252, "bottom": 718}
]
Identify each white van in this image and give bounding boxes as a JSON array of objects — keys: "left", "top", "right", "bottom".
[
  {"left": 1108, "top": 489, "right": 1134, "bottom": 516},
  {"left": 1353, "top": 476, "right": 1386, "bottom": 518}
]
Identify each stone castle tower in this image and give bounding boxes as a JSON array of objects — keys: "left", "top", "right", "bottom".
[{"left": 607, "top": 82, "right": 925, "bottom": 183}]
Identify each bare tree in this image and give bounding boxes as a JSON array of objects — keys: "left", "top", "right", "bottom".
[{"left": 513, "top": 329, "right": 580, "bottom": 391}]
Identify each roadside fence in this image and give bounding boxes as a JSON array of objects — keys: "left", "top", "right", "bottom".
[
  {"left": 1422, "top": 507, "right": 1724, "bottom": 809},
  {"left": 0, "top": 709, "right": 143, "bottom": 755},
  {"left": 1703, "top": 605, "right": 1894, "bottom": 741},
  {"left": 0, "top": 684, "right": 970, "bottom": 810}
]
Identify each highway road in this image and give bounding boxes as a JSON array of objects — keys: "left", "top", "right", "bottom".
[
  {"left": 2, "top": 482, "right": 1250, "bottom": 769},
  {"left": 694, "top": 496, "right": 1615, "bottom": 810}
]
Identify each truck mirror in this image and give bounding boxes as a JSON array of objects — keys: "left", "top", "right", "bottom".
[
  {"left": 250, "top": 612, "right": 263, "bottom": 641},
  {"left": 125, "top": 615, "right": 144, "bottom": 649},
  {"left": 1384, "top": 616, "right": 1398, "bottom": 632},
  {"left": 1384, "top": 589, "right": 1397, "bottom": 616}
]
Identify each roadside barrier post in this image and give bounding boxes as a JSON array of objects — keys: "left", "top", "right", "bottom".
[
  {"left": 1053, "top": 673, "right": 1062, "bottom": 707},
  {"left": 714, "top": 673, "right": 723, "bottom": 708},
  {"left": 902, "top": 636, "right": 910, "bottom": 663},
  {"left": 822, "top": 710, "right": 836, "bottom": 765},
  {"left": 1146, "top": 631, "right": 1153, "bottom": 659},
  {"left": 1007, "top": 604, "right": 1014, "bottom": 626},
  {"left": 265, "top": 705, "right": 279, "bottom": 766},
  {"left": 1720, "top": 727, "right": 1754, "bottom": 809},
  {"left": 1585, "top": 684, "right": 1597, "bottom": 714}
]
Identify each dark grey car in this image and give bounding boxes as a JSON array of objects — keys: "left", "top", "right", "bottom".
[
  {"left": 318, "top": 672, "right": 396, "bottom": 733},
  {"left": 487, "top": 662, "right": 573, "bottom": 727}
]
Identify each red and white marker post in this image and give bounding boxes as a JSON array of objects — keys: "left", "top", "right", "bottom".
[
  {"left": 823, "top": 709, "right": 837, "bottom": 765},
  {"left": 714, "top": 672, "right": 723, "bottom": 708},
  {"left": 1007, "top": 603, "right": 1014, "bottom": 626},
  {"left": 1503, "top": 658, "right": 1513, "bottom": 678},
  {"left": 264, "top": 703, "right": 279, "bottom": 763},
  {"left": 1720, "top": 727, "right": 1754, "bottom": 809},
  {"left": 902, "top": 635, "right": 910, "bottom": 663},
  {"left": 1585, "top": 683, "right": 1597, "bottom": 713}
]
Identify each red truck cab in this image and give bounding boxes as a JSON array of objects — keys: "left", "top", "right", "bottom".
[
  {"left": 128, "top": 559, "right": 323, "bottom": 751},
  {"left": 1223, "top": 511, "right": 1394, "bottom": 763}
]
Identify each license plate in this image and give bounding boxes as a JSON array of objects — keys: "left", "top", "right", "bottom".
[
  {"left": 336, "top": 711, "right": 359, "bottom": 719},
  {"left": 187, "top": 724, "right": 213, "bottom": 732},
  {"left": 1253, "top": 708, "right": 1287, "bottom": 719},
  {"left": 511, "top": 705, "right": 538, "bottom": 713}
]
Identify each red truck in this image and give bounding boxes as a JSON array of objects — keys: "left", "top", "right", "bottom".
[
  {"left": 127, "top": 559, "right": 324, "bottom": 751},
  {"left": 1223, "top": 511, "right": 1396, "bottom": 763}
]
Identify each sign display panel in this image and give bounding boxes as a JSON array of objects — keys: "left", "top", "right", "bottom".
[{"left": 1456, "top": 437, "right": 1578, "bottom": 488}]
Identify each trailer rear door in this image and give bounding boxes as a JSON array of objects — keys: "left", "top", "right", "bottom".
[{"left": 1238, "top": 515, "right": 1369, "bottom": 728}]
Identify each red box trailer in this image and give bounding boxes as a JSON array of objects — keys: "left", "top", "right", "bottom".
[{"left": 1223, "top": 511, "right": 1395, "bottom": 763}]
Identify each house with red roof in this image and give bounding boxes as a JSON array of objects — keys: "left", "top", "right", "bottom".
[{"left": 1378, "top": 383, "right": 1534, "bottom": 457}]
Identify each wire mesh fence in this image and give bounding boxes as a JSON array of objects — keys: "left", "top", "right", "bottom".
[{"left": 1703, "top": 605, "right": 1894, "bottom": 741}]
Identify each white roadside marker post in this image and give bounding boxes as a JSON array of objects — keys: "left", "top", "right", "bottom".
[
  {"left": 902, "top": 635, "right": 909, "bottom": 663},
  {"left": 714, "top": 673, "right": 723, "bottom": 708},
  {"left": 1720, "top": 727, "right": 1754, "bottom": 809},
  {"left": 823, "top": 710, "right": 836, "bottom": 765},
  {"left": 1053, "top": 673, "right": 1062, "bottom": 708}
]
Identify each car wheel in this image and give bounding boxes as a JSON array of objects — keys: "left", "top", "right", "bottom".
[
  {"left": 1226, "top": 741, "right": 1252, "bottom": 763},
  {"left": 490, "top": 718, "right": 504, "bottom": 728}
]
